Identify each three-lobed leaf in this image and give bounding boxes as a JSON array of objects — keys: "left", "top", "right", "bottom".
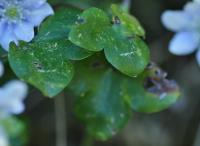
[{"left": 69, "top": 7, "right": 150, "bottom": 77}]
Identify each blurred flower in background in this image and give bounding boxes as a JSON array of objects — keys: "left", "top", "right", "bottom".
[
  {"left": 161, "top": 0, "right": 200, "bottom": 65},
  {"left": 0, "top": 80, "right": 28, "bottom": 118},
  {"left": 0, "top": 61, "right": 28, "bottom": 118},
  {"left": 0, "top": 128, "right": 8, "bottom": 146},
  {"left": 0, "top": 0, "right": 54, "bottom": 50},
  {"left": 0, "top": 60, "right": 28, "bottom": 146}
]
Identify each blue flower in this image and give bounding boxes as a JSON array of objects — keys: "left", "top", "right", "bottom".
[
  {"left": 0, "top": 0, "right": 54, "bottom": 51},
  {"left": 162, "top": 0, "right": 200, "bottom": 65},
  {"left": 0, "top": 61, "right": 28, "bottom": 118},
  {"left": 0, "top": 80, "right": 28, "bottom": 118}
]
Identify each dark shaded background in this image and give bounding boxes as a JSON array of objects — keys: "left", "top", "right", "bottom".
[{"left": 24, "top": 0, "right": 200, "bottom": 146}]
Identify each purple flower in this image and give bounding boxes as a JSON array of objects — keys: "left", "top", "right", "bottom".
[
  {"left": 161, "top": 0, "right": 200, "bottom": 65},
  {"left": 0, "top": 0, "right": 54, "bottom": 51}
]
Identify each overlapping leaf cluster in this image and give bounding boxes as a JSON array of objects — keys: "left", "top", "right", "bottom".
[{"left": 8, "top": 4, "right": 180, "bottom": 140}]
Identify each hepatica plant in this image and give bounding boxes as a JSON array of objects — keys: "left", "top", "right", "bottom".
[{"left": 0, "top": 0, "right": 180, "bottom": 141}]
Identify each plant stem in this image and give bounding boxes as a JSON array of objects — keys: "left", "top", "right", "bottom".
[{"left": 55, "top": 94, "right": 67, "bottom": 146}]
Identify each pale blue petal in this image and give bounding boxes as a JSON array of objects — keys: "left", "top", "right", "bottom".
[
  {"left": 0, "top": 25, "right": 18, "bottom": 51},
  {"left": 161, "top": 10, "right": 193, "bottom": 32},
  {"left": 3, "top": 80, "right": 28, "bottom": 100},
  {"left": 14, "top": 22, "right": 34, "bottom": 42},
  {"left": 0, "top": 0, "right": 53, "bottom": 50},
  {"left": 0, "top": 21, "right": 6, "bottom": 37},
  {"left": 169, "top": 31, "right": 200, "bottom": 55},
  {"left": 27, "top": 3, "right": 54, "bottom": 26},
  {"left": 184, "top": 1, "right": 200, "bottom": 12},
  {"left": 0, "top": 96, "right": 25, "bottom": 115},
  {"left": 194, "top": 0, "right": 200, "bottom": 3},
  {"left": 22, "top": 0, "right": 46, "bottom": 9},
  {"left": 184, "top": 2, "right": 200, "bottom": 29},
  {"left": 0, "top": 80, "right": 27, "bottom": 115},
  {"left": 196, "top": 49, "right": 200, "bottom": 66},
  {"left": 6, "top": 101, "right": 25, "bottom": 114},
  {"left": 0, "top": 61, "right": 4, "bottom": 77},
  {"left": 0, "top": 89, "right": 11, "bottom": 117}
]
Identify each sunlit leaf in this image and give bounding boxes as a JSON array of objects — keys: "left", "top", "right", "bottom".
[
  {"left": 69, "top": 7, "right": 150, "bottom": 77},
  {"left": 69, "top": 7, "right": 111, "bottom": 52},
  {"left": 111, "top": 4, "right": 145, "bottom": 37},
  {"left": 104, "top": 32, "right": 149, "bottom": 77}
]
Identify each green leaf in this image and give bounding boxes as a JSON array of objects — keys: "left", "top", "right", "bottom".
[
  {"left": 69, "top": 7, "right": 111, "bottom": 52},
  {"left": 8, "top": 41, "right": 74, "bottom": 97},
  {"left": 104, "top": 32, "right": 150, "bottom": 77},
  {"left": 111, "top": 4, "right": 145, "bottom": 37},
  {"left": 35, "top": 8, "right": 93, "bottom": 60},
  {"left": 69, "top": 7, "right": 150, "bottom": 76},
  {"left": 62, "top": 41, "right": 92, "bottom": 60},
  {"left": 35, "top": 8, "right": 81, "bottom": 41},
  {"left": 69, "top": 57, "right": 131, "bottom": 140}
]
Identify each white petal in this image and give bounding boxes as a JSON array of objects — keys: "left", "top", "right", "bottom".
[
  {"left": 0, "top": 25, "right": 18, "bottom": 51},
  {"left": 27, "top": 3, "right": 54, "bottom": 26},
  {"left": 169, "top": 31, "right": 200, "bottom": 55},
  {"left": 196, "top": 50, "right": 200, "bottom": 66},
  {"left": 0, "top": 61, "right": 4, "bottom": 77},
  {"left": 161, "top": 10, "right": 193, "bottom": 32},
  {"left": 14, "top": 22, "right": 34, "bottom": 42}
]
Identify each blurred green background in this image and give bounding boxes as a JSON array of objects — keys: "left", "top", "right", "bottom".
[{"left": 23, "top": 0, "right": 200, "bottom": 146}]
